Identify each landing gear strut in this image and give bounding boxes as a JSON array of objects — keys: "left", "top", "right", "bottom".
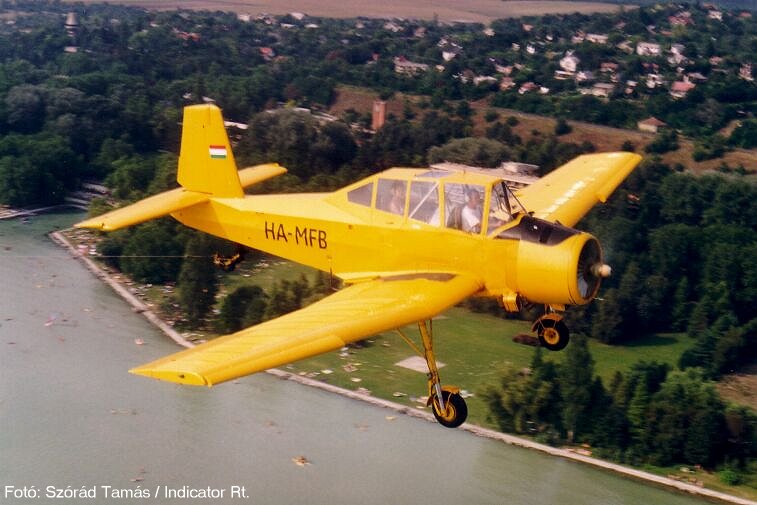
[
  {"left": 532, "top": 312, "right": 570, "bottom": 351},
  {"left": 397, "top": 320, "right": 468, "bottom": 428}
]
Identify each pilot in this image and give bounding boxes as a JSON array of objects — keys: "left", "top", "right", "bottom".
[
  {"left": 461, "top": 189, "right": 482, "bottom": 233},
  {"left": 388, "top": 181, "right": 405, "bottom": 215}
]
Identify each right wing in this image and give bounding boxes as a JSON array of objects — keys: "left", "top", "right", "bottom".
[
  {"left": 515, "top": 152, "right": 641, "bottom": 227},
  {"left": 130, "top": 273, "right": 481, "bottom": 386}
]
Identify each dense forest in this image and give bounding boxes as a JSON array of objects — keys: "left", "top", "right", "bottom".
[
  {"left": 0, "top": 0, "right": 754, "bottom": 482},
  {"left": 0, "top": 1, "right": 755, "bottom": 208}
]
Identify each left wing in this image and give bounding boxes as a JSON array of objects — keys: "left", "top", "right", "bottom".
[
  {"left": 515, "top": 152, "right": 642, "bottom": 227},
  {"left": 75, "top": 164, "right": 286, "bottom": 232},
  {"left": 130, "top": 273, "right": 481, "bottom": 386}
]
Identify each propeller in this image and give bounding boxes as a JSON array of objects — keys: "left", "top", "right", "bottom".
[{"left": 576, "top": 239, "right": 607, "bottom": 300}]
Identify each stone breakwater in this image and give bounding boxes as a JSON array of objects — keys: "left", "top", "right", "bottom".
[{"left": 50, "top": 229, "right": 756, "bottom": 505}]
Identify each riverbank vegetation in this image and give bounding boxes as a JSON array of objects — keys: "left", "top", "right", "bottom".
[{"left": 2, "top": 0, "right": 754, "bottom": 495}]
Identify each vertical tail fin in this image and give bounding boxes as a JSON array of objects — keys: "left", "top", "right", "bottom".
[{"left": 177, "top": 104, "right": 244, "bottom": 198}]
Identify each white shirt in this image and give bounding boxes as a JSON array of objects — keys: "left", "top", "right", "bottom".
[{"left": 461, "top": 205, "right": 481, "bottom": 232}]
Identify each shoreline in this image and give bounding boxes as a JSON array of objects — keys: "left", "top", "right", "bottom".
[
  {"left": 50, "top": 229, "right": 757, "bottom": 505},
  {"left": 0, "top": 204, "right": 86, "bottom": 220}
]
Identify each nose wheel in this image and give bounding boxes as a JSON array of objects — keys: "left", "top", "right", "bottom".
[
  {"left": 532, "top": 312, "right": 570, "bottom": 351},
  {"left": 396, "top": 320, "right": 468, "bottom": 429}
]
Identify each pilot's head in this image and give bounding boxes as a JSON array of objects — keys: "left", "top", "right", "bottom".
[
  {"left": 466, "top": 189, "right": 481, "bottom": 208},
  {"left": 391, "top": 181, "right": 404, "bottom": 198}
]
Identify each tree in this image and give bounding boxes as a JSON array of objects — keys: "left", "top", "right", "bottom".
[
  {"left": 97, "top": 229, "right": 131, "bottom": 270},
  {"left": 485, "top": 121, "right": 520, "bottom": 145},
  {"left": 558, "top": 335, "right": 595, "bottom": 442},
  {"left": 611, "top": 361, "right": 669, "bottom": 411},
  {"left": 585, "top": 377, "right": 628, "bottom": 452},
  {"left": 484, "top": 348, "right": 563, "bottom": 437},
  {"left": 310, "top": 121, "right": 357, "bottom": 171},
  {"left": 427, "top": 137, "right": 509, "bottom": 168},
  {"left": 648, "top": 224, "right": 698, "bottom": 281},
  {"left": 217, "top": 285, "right": 267, "bottom": 333},
  {"left": 4, "top": 84, "right": 45, "bottom": 133},
  {"left": 264, "top": 277, "right": 311, "bottom": 320},
  {"left": 554, "top": 117, "right": 572, "bottom": 136},
  {"left": 527, "top": 347, "right": 563, "bottom": 432},
  {"left": 642, "top": 369, "right": 726, "bottom": 466},
  {"left": 105, "top": 154, "right": 157, "bottom": 200},
  {"left": 627, "top": 379, "right": 651, "bottom": 444},
  {"left": 644, "top": 129, "right": 679, "bottom": 154},
  {"left": 723, "top": 404, "right": 757, "bottom": 468},
  {"left": 484, "top": 366, "right": 531, "bottom": 434},
  {"left": 670, "top": 277, "right": 692, "bottom": 332},
  {"left": 239, "top": 110, "right": 355, "bottom": 178},
  {"left": 120, "top": 220, "right": 184, "bottom": 284},
  {"left": 692, "top": 134, "right": 729, "bottom": 161},
  {"left": 177, "top": 234, "right": 218, "bottom": 325},
  {"left": 728, "top": 118, "right": 757, "bottom": 148},
  {"left": 591, "top": 288, "right": 623, "bottom": 343},
  {"left": 0, "top": 133, "right": 79, "bottom": 206}
]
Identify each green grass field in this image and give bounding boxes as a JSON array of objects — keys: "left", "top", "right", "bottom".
[
  {"left": 283, "top": 309, "right": 694, "bottom": 427},
  {"left": 233, "top": 258, "right": 695, "bottom": 428}
]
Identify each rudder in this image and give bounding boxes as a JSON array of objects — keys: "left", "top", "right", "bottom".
[{"left": 177, "top": 104, "right": 243, "bottom": 198}]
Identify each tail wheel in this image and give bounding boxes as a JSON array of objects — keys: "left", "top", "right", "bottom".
[
  {"left": 535, "top": 317, "right": 570, "bottom": 351},
  {"left": 430, "top": 390, "right": 468, "bottom": 428}
]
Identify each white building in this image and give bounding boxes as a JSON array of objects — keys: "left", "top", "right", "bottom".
[
  {"left": 586, "top": 33, "right": 608, "bottom": 44},
  {"left": 637, "top": 42, "right": 661, "bottom": 56},
  {"left": 560, "top": 51, "right": 580, "bottom": 73}
]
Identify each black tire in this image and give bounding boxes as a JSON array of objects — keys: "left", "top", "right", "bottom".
[
  {"left": 431, "top": 390, "right": 468, "bottom": 428},
  {"left": 536, "top": 318, "right": 570, "bottom": 351}
]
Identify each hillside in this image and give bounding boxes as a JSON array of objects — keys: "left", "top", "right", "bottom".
[{"left": 330, "top": 85, "right": 757, "bottom": 174}]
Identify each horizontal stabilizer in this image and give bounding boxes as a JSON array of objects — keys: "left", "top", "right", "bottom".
[
  {"left": 75, "top": 188, "right": 207, "bottom": 231},
  {"left": 75, "top": 164, "right": 286, "bottom": 231},
  {"left": 237, "top": 163, "right": 287, "bottom": 188}
]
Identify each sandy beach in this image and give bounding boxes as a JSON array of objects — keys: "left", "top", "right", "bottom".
[{"left": 50, "top": 228, "right": 757, "bottom": 505}]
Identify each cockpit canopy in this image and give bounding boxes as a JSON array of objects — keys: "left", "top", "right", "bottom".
[{"left": 344, "top": 167, "right": 527, "bottom": 235}]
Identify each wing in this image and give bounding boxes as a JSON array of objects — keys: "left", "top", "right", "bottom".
[
  {"left": 75, "top": 164, "right": 286, "bottom": 232},
  {"left": 75, "top": 188, "right": 208, "bottom": 231},
  {"left": 515, "top": 152, "right": 642, "bottom": 227},
  {"left": 130, "top": 273, "right": 481, "bottom": 386}
]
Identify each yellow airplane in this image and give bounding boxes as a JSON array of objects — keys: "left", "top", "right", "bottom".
[{"left": 77, "top": 104, "right": 641, "bottom": 428}]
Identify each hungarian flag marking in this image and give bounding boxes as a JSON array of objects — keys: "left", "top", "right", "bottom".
[{"left": 209, "top": 145, "right": 228, "bottom": 159}]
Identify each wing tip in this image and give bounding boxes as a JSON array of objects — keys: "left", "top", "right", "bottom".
[
  {"left": 74, "top": 219, "right": 106, "bottom": 231},
  {"left": 129, "top": 365, "right": 210, "bottom": 387}
]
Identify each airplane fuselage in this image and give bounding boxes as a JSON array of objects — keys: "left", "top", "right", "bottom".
[{"left": 171, "top": 184, "right": 596, "bottom": 310}]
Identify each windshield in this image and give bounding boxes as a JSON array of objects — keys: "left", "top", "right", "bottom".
[{"left": 486, "top": 182, "right": 526, "bottom": 235}]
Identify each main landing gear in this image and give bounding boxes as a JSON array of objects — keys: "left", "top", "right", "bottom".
[
  {"left": 396, "top": 320, "right": 468, "bottom": 428},
  {"left": 532, "top": 311, "right": 570, "bottom": 351}
]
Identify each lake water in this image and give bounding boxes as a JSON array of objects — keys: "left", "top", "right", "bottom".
[{"left": 0, "top": 212, "right": 709, "bottom": 504}]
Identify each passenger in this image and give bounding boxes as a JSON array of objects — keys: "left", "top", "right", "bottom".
[{"left": 461, "top": 189, "right": 482, "bottom": 233}]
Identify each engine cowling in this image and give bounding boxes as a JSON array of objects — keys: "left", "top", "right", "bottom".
[{"left": 514, "top": 231, "right": 607, "bottom": 306}]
